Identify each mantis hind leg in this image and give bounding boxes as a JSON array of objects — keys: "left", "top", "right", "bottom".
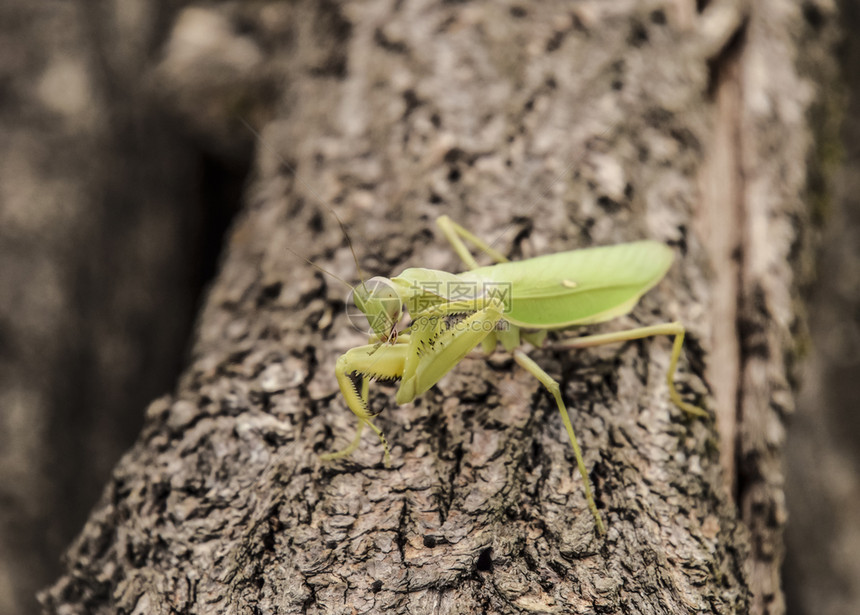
[
  {"left": 551, "top": 321, "right": 708, "bottom": 418},
  {"left": 436, "top": 215, "right": 510, "bottom": 270},
  {"left": 513, "top": 349, "right": 606, "bottom": 535}
]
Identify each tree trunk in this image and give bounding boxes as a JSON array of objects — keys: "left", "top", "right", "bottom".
[{"left": 40, "top": 1, "right": 838, "bottom": 613}]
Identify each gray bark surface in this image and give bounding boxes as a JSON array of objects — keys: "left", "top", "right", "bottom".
[{"left": 38, "top": 1, "right": 838, "bottom": 614}]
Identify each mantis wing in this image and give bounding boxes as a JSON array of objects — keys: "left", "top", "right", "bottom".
[{"left": 457, "top": 241, "right": 675, "bottom": 328}]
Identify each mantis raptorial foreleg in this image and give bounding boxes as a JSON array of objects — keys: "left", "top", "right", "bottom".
[
  {"left": 320, "top": 380, "right": 372, "bottom": 461},
  {"left": 398, "top": 298, "right": 506, "bottom": 402},
  {"left": 551, "top": 321, "right": 707, "bottom": 418},
  {"left": 321, "top": 419, "right": 366, "bottom": 460},
  {"left": 324, "top": 297, "right": 507, "bottom": 466},
  {"left": 321, "top": 343, "right": 407, "bottom": 465},
  {"left": 513, "top": 349, "right": 606, "bottom": 534}
]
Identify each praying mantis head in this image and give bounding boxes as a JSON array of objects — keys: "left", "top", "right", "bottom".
[{"left": 351, "top": 277, "right": 403, "bottom": 341}]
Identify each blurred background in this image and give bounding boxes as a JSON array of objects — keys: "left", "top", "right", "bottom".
[
  {"left": 0, "top": 3, "right": 248, "bottom": 612},
  {"left": 783, "top": 2, "right": 860, "bottom": 611},
  {"left": 0, "top": 2, "right": 856, "bottom": 614}
]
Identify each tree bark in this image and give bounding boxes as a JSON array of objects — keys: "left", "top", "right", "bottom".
[{"left": 41, "top": 1, "right": 838, "bottom": 613}]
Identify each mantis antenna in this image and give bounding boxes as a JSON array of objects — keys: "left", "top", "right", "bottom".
[
  {"left": 239, "top": 116, "right": 369, "bottom": 291},
  {"left": 327, "top": 207, "right": 369, "bottom": 292},
  {"left": 282, "top": 245, "right": 355, "bottom": 292}
]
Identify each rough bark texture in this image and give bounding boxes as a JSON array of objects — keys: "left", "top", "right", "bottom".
[{"left": 35, "top": 0, "right": 838, "bottom": 614}]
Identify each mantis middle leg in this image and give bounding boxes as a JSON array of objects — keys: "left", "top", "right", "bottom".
[
  {"left": 436, "top": 215, "right": 510, "bottom": 269},
  {"left": 513, "top": 349, "right": 606, "bottom": 535}
]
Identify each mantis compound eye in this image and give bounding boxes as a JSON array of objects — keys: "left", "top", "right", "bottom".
[{"left": 345, "top": 277, "right": 403, "bottom": 338}]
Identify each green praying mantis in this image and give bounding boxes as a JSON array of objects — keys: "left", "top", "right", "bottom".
[{"left": 319, "top": 215, "right": 708, "bottom": 535}]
